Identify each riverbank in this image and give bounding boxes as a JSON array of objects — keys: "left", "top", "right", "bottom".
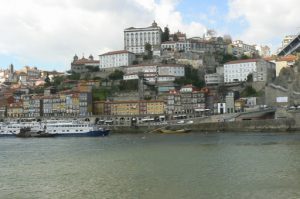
[{"left": 109, "top": 118, "right": 300, "bottom": 134}]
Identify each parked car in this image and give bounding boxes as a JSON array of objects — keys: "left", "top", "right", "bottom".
[
  {"left": 186, "top": 120, "right": 194, "bottom": 124},
  {"left": 177, "top": 120, "right": 185, "bottom": 124}
]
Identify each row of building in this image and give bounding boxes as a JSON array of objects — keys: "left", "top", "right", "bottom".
[{"left": 1, "top": 90, "right": 92, "bottom": 118}]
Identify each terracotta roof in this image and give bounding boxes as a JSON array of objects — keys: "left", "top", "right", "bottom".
[
  {"left": 100, "top": 50, "right": 134, "bottom": 56},
  {"left": 127, "top": 63, "right": 184, "bottom": 68},
  {"left": 278, "top": 55, "right": 298, "bottom": 62},
  {"left": 225, "top": 59, "right": 260, "bottom": 65},
  {"left": 72, "top": 58, "right": 99, "bottom": 65},
  {"left": 264, "top": 56, "right": 276, "bottom": 61}
]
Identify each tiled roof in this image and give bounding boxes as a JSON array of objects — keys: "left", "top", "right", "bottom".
[
  {"left": 278, "top": 55, "right": 298, "bottom": 62},
  {"left": 72, "top": 58, "right": 99, "bottom": 65},
  {"left": 225, "top": 59, "right": 260, "bottom": 65},
  {"left": 100, "top": 50, "right": 134, "bottom": 56}
]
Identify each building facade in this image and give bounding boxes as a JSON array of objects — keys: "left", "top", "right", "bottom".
[
  {"left": 71, "top": 54, "right": 99, "bottom": 73},
  {"left": 224, "top": 59, "right": 276, "bottom": 83},
  {"left": 95, "top": 100, "right": 165, "bottom": 116},
  {"left": 232, "top": 40, "right": 258, "bottom": 56},
  {"left": 123, "top": 64, "right": 185, "bottom": 83},
  {"left": 124, "top": 21, "right": 162, "bottom": 54},
  {"left": 99, "top": 50, "right": 136, "bottom": 70},
  {"left": 205, "top": 73, "right": 224, "bottom": 85},
  {"left": 166, "top": 85, "right": 207, "bottom": 116}
]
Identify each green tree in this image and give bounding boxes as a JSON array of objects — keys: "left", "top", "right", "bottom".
[
  {"left": 173, "top": 34, "right": 179, "bottom": 41},
  {"left": 86, "top": 66, "right": 100, "bottom": 72},
  {"left": 144, "top": 43, "right": 153, "bottom": 59},
  {"left": 67, "top": 72, "right": 80, "bottom": 80},
  {"left": 119, "top": 80, "right": 138, "bottom": 91},
  {"left": 44, "top": 73, "right": 52, "bottom": 87},
  {"left": 162, "top": 26, "right": 170, "bottom": 42},
  {"left": 221, "top": 54, "right": 238, "bottom": 64},
  {"left": 108, "top": 70, "right": 124, "bottom": 80},
  {"left": 246, "top": 74, "right": 253, "bottom": 82},
  {"left": 92, "top": 88, "right": 110, "bottom": 101},
  {"left": 241, "top": 86, "right": 258, "bottom": 97},
  {"left": 174, "top": 65, "right": 204, "bottom": 88}
]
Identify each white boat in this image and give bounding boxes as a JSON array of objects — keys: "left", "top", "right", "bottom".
[
  {"left": 0, "top": 121, "right": 43, "bottom": 137},
  {"left": 45, "top": 121, "right": 109, "bottom": 137},
  {"left": 0, "top": 120, "right": 109, "bottom": 137}
]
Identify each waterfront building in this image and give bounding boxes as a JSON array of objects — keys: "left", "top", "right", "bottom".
[
  {"left": 225, "top": 92, "right": 235, "bottom": 113},
  {"left": 124, "top": 21, "right": 162, "bottom": 54},
  {"left": 224, "top": 59, "right": 276, "bottom": 83},
  {"left": 93, "top": 101, "right": 105, "bottom": 115},
  {"left": 166, "top": 90, "right": 182, "bottom": 115},
  {"left": 79, "top": 92, "right": 92, "bottom": 116},
  {"left": 235, "top": 99, "right": 246, "bottom": 112},
  {"left": 7, "top": 102, "right": 23, "bottom": 118},
  {"left": 166, "top": 85, "right": 207, "bottom": 116},
  {"left": 99, "top": 50, "right": 136, "bottom": 70},
  {"left": 71, "top": 54, "right": 99, "bottom": 73},
  {"left": 22, "top": 94, "right": 42, "bottom": 118},
  {"left": 0, "top": 104, "right": 6, "bottom": 118},
  {"left": 93, "top": 100, "right": 165, "bottom": 116}
]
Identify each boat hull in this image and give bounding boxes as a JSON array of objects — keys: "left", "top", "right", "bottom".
[
  {"left": 52, "top": 129, "right": 110, "bottom": 137},
  {"left": 158, "top": 129, "right": 191, "bottom": 134}
]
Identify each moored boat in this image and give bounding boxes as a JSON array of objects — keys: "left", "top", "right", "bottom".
[
  {"left": 44, "top": 121, "right": 109, "bottom": 137},
  {"left": 157, "top": 128, "right": 191, "bottom": 134},
  {"left": 0, "top": 120, "right": 110, "bottom": 137},
  {"left": 16, "top": 127, "right": 55, "bottom": 138}
]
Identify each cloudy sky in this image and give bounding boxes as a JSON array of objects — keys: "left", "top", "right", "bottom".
[{"left": 0, "top": 0, "right": 299, "bottom": 71}]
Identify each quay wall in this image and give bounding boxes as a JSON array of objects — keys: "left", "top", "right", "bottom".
[{"left": 110, "top": 119, "right": 299, "bottom": 134}]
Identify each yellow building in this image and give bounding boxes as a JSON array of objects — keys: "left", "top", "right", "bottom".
[
  {"left": 94, "top": 100, "right": 165, "bottom": 116},
  {"left": 93, "top": 101, "right": 105, "bottom": 115},
  {"left": 7, "top": 103, "right": 24, "bottom": 118},
  {"left": 145, "top": 101, "right": 165, "bottom": 115},
  {"left": 235, "top": 99, "right": 246, "bottom": 113},
  {"left": 110, "top": 101, "right": 140, "bottom": 115},
  {"left": 265, "top": 55, "right": 298, "bottom": 76},
  {"left": 78, "top": 80, "right": 100, "bottom": 92}
]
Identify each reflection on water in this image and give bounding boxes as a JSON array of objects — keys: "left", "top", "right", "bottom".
[{"left": 0, "top": 132, "right": 300, "bottom": 199}]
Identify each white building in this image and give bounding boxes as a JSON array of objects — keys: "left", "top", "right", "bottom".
[
  {"left": 161, "top": 41, "right": 191, "bottom": 52},
  {"left": 232, "top": 40, "right": 258, "bottom": 56},
  {"left": 255, "top": 45, "right": 271, "bottom": 58},
  {"left": 224, "top": 59, "right": 276, "bottom": 83},
  {"left": 123, "top": 64, "right": 185, "bottom": 83},
  {"left": 205, "top": 73, "right": 224, "bottom": 85},
  {"left": 124, "top": 21, "right": 162, "bottom": 54},
  {"left": 99, "top": 50, "right": 135, "bottom": 70},
  {"left": 282, "top": 35, "right": 296, "bottom": 47}
]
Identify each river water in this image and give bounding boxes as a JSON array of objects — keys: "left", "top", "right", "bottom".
[{"left": 0, "top": 132, "right": 300, "bottom": 199}]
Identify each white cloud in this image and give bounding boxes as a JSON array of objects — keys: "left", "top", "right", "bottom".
[
  {"left": 0, "top": 0, "right": 207, "bottom": 71},
  {"left": 228, "top": 0, "right": 300, "bottom": 52}
]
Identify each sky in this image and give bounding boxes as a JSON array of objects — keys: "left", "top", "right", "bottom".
[{"left": 0, "top": 0, "right": 300, "bottom": 72}]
